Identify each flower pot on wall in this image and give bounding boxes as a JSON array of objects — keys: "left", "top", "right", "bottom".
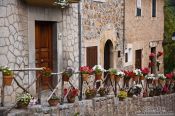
[
  {"left": 95, "top": 73, "right": 102, "bottom": 80},
  {"left": 110, "top": 74, "right": 115, "bottom": 80},
  {"left": 115, "top": 76, "right": 120, "bottom": 83},
  {"left": 82, "top": 74, "right": 89, "bottom": 81},
  {"left": 17, "top": 101, "right": 30, "bottom": 109},
  {"left": 147, "top": 79, "right": 153, "bottom": 84},
  {"left": 62, "top": 75, "right": 69, "bottom": 82},
  {"left": 48, "top": 99, "right": 59, "bottom": 106},
  {"left": 67, "top": 96, "right": 75, "bottom": 103},
  {"left": 3, "top": 75, "right": 13, "bottom": 85}
]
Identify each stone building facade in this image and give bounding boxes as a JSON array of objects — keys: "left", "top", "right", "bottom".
[
  {"left": 0, "top": 0, "right": 124, "bottom": 106},
  {"left": 124, "top": 0, "right": 164, "bottom": 72}
]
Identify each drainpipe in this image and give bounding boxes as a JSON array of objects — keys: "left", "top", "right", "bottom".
[
  {"left": 123, "top": 0, "right": 126, "bottom": 68},
  {"left": 78, "top": 1, "right": 82, "bottom": 100}
]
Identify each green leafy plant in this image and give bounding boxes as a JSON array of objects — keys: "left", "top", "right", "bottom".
[
  {"left": 49, "top": 95, "right": 60, "bottom": 100},
  {"left": 1, "top": 67, "right": 13, "bottom": 76},
  {"left": 92, "top": 65, "right": 104, "bottom": 74},
  {"left": 16, "top": 93, "right": 32, "bottom": 105},
  {"left": 118, "top": 89, "right": 127, "bottom": 99},
  {"left": 109, "top": 68, "right": 117, "bottom": 75},
  {"left": 62, "top": 67, "right": 74, "bottom": 78},
  {"left": 85, "top": 88, "right": 96, "bottom": 99}
]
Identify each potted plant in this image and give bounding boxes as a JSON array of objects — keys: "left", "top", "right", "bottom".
[
  {"left": 62, "top": 67, "right": 74, "bottom": 82},
  {"left": 133, "top": 69, "right": 143, "bottom": 82},
  {"left": 1, "top": 67, "right": 13, "bottom": 85},
  {"left": 157, "top": 74, "right": 166, "bottom": 85},
  {"left": 145, "top": 74, "right": 155, "bottom": 84},
  {"left": 64, "top": 87, "right": 79, "bottom": 103},
  {"left": 98, "top": 87, "right": 108, "bottom": 97},
  {"left": 123, "top": 70, "right": 134, "bottom": 86},
  {"left": 41, "top": 67, "right": 52, "bottom": 85},
  {"left": 16, "top": 92, "right": 32, "bottom": 109},
  {"left": 48, "top": 95, "right": 60, "bottom": 106},
  {"left": 108, "top": 68, "right": 117, "bottom": 80},
  {"left": 118, "top": 89, "right": 127, "bottom": 101},
  {"left": 165, "top": 73, "right": 173, "bottom": 84},
  {"left": 80, "top": 66, "right": 93, "bottom": 81},
  {"left": 141, "top": 67, "right": 149, "bottom": 80},
  {"left": 149, "top": 53, "right": 156, "bottom": 60},
  {"left": 92, "top": 65, "right": 104, "bottom": 80},
  {"left": 85, "top": 88, "right": 96, "bottom": 99},
  {"left": 115, "top": 71, "right": 125, "bottom": 83}
]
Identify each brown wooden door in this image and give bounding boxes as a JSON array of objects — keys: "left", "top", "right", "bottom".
[
  {"left": 86, "top": 46, "right": 97, "bottom": 68},
  {"left": 35, "top": 21, "right": 53, "bottom": 90},
  {"left": 135, "top": 49, "right": 142, "bottom": 69}
]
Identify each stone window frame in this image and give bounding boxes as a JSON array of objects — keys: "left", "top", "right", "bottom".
[
  {"left": 135, "top": 0, "right": 142, "bottom": 17},
  {"left": 124, "top": 44, "right": 133, "bottom": 67},
  {"left": 93, "top": 0, "right": 106, "bottom": 3}
]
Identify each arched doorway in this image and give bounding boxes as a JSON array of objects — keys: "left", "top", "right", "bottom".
[
  {"left": 104, "top": 40, "right": 113, "bottom": 70},
  {"left": 103, "top": 40, "right": 113, "bottom": 88}
]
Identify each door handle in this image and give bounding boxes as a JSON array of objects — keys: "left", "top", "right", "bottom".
[{"left": 41, "top": 59, "right": 44, "bottom": 62}]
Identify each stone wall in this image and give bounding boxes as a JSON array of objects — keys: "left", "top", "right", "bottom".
[
  {"left": 4, "top": 93, "right": 175, "bottom": 116},
  {"left": 124, "top": 0, "right": 164, "bottom": 71},
  {"left": 0, "top": 0, "right": 29, "bottom": 106},
  {"left": 82, "top": 0, "right": 124, "bottom": 69}
]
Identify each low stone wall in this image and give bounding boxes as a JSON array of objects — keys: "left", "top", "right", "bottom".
[{"left": 3, "top": 93, "right": 175, "bottom": 116}]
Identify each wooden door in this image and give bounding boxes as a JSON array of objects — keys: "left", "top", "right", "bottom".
[
  {"left": 86, "top": 46, "right": 98, "bottom": 68},
  {"left": 35, "top": 21, "right": 53, "bottom": 90},
  {"left": 135, "top": 49, "right": 142, "bottom": 69}
]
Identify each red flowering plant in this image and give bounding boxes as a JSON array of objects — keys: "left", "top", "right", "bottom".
[
  {"left": 165, "top": 73, "right": 173, "bottom": 80},
  {"left": 157, "top": 51, "right": 163, "bottom": 58},
  {"left": 149, "top": 53, "right": 156, "bottom": 60},
  {"left": 124, "top": 70, "right": 135, "bottom": 80},
  {"left": 141, "top": 67, "right": 149, "bottom": 76},
  {"left": 79, "top": 66, "right": 93, "bottom": 74},
  {"left": 148, "top": 62, "right": 155, "bottom": 68},
  {"left": 64, "top": 87, "right": 79, "bottom": 98},
  {"left": 41, "top": 67, "right": 52, "bottom": 77}
]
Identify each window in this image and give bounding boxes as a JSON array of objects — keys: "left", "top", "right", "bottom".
[
  {"left": 152, "top": 0, "right": 156, "bottom": 17},
  {"left": 125, "top": 53, "right": 128, "bottom": 63},
  {"left": 136, "top": 0, "right": 141, "bottom": 16},
  {"left": 118, "top": 51, "right": 121, "bottom": 57},
  {"left": 86, "top": 46, "right": 98, "bottom": 68}
]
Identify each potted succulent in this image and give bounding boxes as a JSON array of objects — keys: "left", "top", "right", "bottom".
[
  {"left": 41, "top": 67, "right": 52, "bottom": 85},
  {"left": 62, "top": 67, "right": 74, "bottom": 82},
  {"left": 118, "top": 89, "right": 127, "bottom": 101},
  {"left": 145, "top": 74, "right": 155, "bottom": 84},
  {"left": 64, "top": 87, "right": 79, "bottom": 103},
  {"left": 80, "top": 66, "right": 93, "bottom": 81},
  {"left": 133, "top": 69, "right": 143, "bottom": 82},
  {"left": 16, "top": 92, "right": 32, "bottom": 109},
  {"left": 48, "top": 95, "right": 60, "bottom": 106},
  {"left": 1, "top": 66, "right": 13, "bottom": 85},
  {"left": 108, "top": 68, "right": 117, "bottom": 80},
  {"left": 115, "top": 71, "right": 125, "bottom": 83},
  {"left": 92, "top": 65, "right": 104, "bottom": 80},
  {"left": 85, "top": 88, "right": 96, "bottom": 99},
  {"left": 98, "top": 87, "right": 108, "bottom": 97},
  {"left": 157, "top": 74, "right": 166, "bottom": 85}
]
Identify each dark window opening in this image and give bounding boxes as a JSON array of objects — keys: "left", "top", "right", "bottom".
[
  {"left": 152, "top": 0, "right": 156, "bottom": 17},
  {"left": 125, "top": 53, "right": 128, "bottom": 63},
  {"left": 118, "top": 51, "right": 121, "bottom": 57},
  {"left": 136, "top": 0, "right": 141, "bottom": 16}
]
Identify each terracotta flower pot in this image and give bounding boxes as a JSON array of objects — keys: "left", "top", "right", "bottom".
[
  {"left": 42, "top": 77, "right": 51, "bottom": 85},
  {"left": 118, "top": 97, "right": 125, "bottom": 101},
  {"left": 95, "top": 73, "right": 102, "bottom": 80},
  {"left": 3, "top": 75, "right": 13, "bottom": 85},
  {"left": 67, "top": 96, "right": 75, "bottom": 103},
  {"left": 62, "top": 74, "right": 69, "bottom": 82},
  {"left": 48, "top": 99, "right": 60, "bottom": 106},
  {"left": 140, "top": 76, "right": 145, "bottom": 80},
  {"left": 82, "top": 74, "right": 89, "bottom": 81},
  {"left": 17, "top": 101, "right": 30, "bottom": 109},
  {"left": 114, "top": 76, "right": 120, "bottom": 83},
  {"left": 133, "top": 76, "right": 139, "bottom": 81},
  {"left": 110, "top": 74, "right": 115, "bottom": 80}
]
